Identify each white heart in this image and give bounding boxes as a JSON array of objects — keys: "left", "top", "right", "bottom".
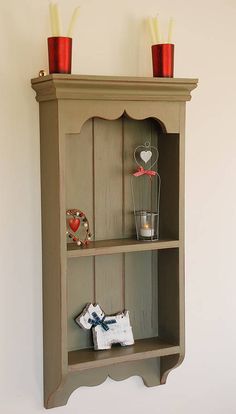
[{"left": 140, "top": 150, "right": 152, "bottom": 164}]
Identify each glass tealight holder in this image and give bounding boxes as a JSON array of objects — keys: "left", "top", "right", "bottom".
[{"left": 134, "top": 211, "right": 159, "bottom": 241}]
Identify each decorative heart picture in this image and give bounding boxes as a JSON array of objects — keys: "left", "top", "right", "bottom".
[
  {"left": 69, "top": 218, "right": 80, "bottom": 233},
  {"left": 140, "top": 150, "right": 152, "bottom": 163}
]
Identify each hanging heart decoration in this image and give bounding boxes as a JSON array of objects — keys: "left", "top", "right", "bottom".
[
  {"left": 66, "top": 209, "right": 92, "bottom": 247},
  {"left": 134, "top": 141, "right": 159, "bottom": 171}
]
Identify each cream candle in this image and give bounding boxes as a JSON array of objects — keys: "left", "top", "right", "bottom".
[
  {"left": 153, "top": 16, "right": 161, "bottom": 44},
  {"left": 53, "top": 3, "right": 61, "bottom": 36},
  {"left": 140, "top": 224, "right": 154, "bottom": 238},
  {"left": 167, "top": 17, "right": 174, "bottom": 43},
  {"left": 147, "top": 17, "right": 156, "bottom": 44},
  {"left": 67, "top": 7, "right": 80, "bottom": 37},
  {"left": 49, "top": 3, "right": 57, "bottom": 36}
]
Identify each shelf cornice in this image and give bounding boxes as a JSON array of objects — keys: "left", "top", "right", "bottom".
[{"left": 31, "top": 74, "right": 198, "bottom": 103}]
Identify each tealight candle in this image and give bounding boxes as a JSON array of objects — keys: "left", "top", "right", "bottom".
[{"left": 140, "top": 224, "right": 155, "bottom": 238}]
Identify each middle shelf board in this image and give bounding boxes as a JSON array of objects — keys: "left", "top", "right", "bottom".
[
  {"left": 68, "top": 337, "right": 180, "bottom": 372},
  {"left": 67, "top": 238, "right": 179, "bottom": 258}
]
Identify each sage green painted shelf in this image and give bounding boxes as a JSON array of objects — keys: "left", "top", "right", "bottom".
[
  {"left": 68, "top": 337, "right": 180, "bottom": 372},
  {"left": 31, "top": 74, "right": 198, "bottom": 409},
  {"left": 67, "top": 238, "right": 179, "bottom": 258}
]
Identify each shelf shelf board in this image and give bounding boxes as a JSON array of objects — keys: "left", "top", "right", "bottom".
[
  {"left": 67, "top": 238, "right": 179, "bottom": 258},
  {"left": 68, "top": 337, "right": 180, "bottom": 372}
]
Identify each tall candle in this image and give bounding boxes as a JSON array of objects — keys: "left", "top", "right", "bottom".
[
  {"left": 49, "top": 3, "right": 56, "bottom": 36},
  {"left": 167, "top": 17, "right": 174, "bottom": 43},
  {"left": 147, "top": 17, "right": 156, "bottom": 44},
  {"left": 53, "top": 3, "right": 61, "bottom": 36},
  {"left": 153, "top": 16, "right": 161, "bottom": 44},
  {"left": 67, "top": 7, "right": 80, "bottom": 37}
]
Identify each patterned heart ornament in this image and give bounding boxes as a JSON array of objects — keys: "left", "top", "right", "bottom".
[{"left": 69, "top": 218, "right": 80, "bottom": 233}]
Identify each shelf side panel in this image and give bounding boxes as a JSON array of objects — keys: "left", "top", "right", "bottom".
[
  {"left": 39, "top": 100, "right": 65, "bottom": 406},
  {"left": 158, "top": 133, "right": 179, "bottom": 239},
  {"left": 158, "top": 248, "right": 179, "bottom": 344}
]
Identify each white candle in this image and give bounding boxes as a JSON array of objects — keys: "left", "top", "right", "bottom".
[
  {"left": 67, "top": 6, "right": 80, "bottom": 37},
  {"left": 147, "top": 17, "right": 156, "bottom": 44},
  {"left": 153, "top": 16, "right": 161, "bottom": 44},
  {"left": 49, "top": 3, "right": 57, "bottom": 36},
  {"left": 140, "top": 225, "right": 154, "bottom": 238},
  {"left": 167, "top": 17, "right": 174, "bottom": 43},
  {"left": 53, "top": 3, "right": 61, "bottom": 36}
]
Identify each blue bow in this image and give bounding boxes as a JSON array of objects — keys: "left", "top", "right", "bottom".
[{"left": 88, "top": 312, "right": 116, "bottom": 331}]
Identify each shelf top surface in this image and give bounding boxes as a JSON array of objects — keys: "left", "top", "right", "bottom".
[
  {"left": 68, "top": 337, "right": 180, "bottom": 371},
  {"left": 67, "top": 238, "right": 179, "bottom": 258},
  {"left": 32, "top": 73, "right": 198, "bottom": 85},
  {"left": 31, "top": 73, "right": 198, "bottom": 103}
]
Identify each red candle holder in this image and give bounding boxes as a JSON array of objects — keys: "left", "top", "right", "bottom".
[
  {"left": 151, "top": 43, "right": 174, "bottom": 78},
  {"left": 48, "top": 36, "right": 72, "bottom": 74}
]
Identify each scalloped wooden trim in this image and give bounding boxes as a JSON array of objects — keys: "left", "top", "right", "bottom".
[
  {"left": 46, "top": 358, "right": 163, "bottom": 408},
  {"left": 46, "top": 352, "right": 184, "bottom": 408},
  {"left": 160, "top": 353, "right": 184, "bottom": 384},
  {"left": 59, "top": 100, "right": 179, "bottom": 135}
]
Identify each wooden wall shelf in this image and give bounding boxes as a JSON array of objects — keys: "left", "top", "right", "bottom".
[{"left": 32, "top": 74, "right": 197, "bottom": 409}]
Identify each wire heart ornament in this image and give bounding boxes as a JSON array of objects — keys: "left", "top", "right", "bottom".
[{"left": 133, "top": 141, "right": 159, "bottom": 170}]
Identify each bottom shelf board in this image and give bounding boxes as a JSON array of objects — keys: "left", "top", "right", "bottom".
[{"left": 68, "top": 337, "right": 180, "bottom": 372}]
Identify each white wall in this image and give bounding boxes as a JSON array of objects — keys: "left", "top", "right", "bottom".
[{"left": 1, "top": 0, "right": 236, "bottom": 413}]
